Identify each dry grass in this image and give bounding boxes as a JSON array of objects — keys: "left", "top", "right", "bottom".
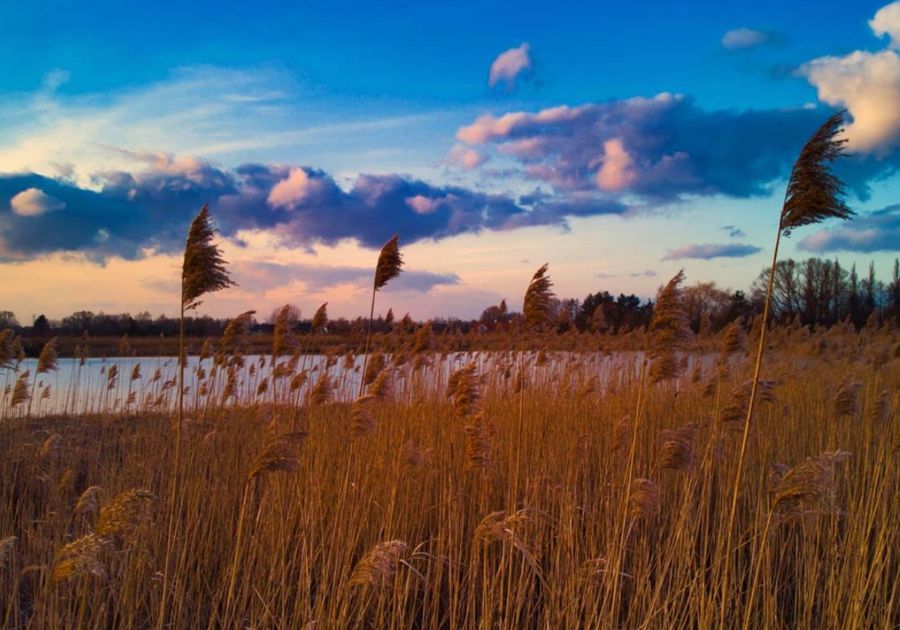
[{"left": 0, "top": 323, "right": 897, "bottom": 628}]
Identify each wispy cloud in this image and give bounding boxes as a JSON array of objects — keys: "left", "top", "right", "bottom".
[
  {"left": 232, "top": 260, "right": 460, "bottom": 293},
  {"left": 721, "top": 28, "right": 773, "bottom": 51},
  {"left": 0, "top": 66, "right": 450, "bottom": 185},
  {"left": 721, "top": 224, "right": 746, "bottom": 238},
  {"left": 799, "top": 204, "right": 900, "bottom": 252},
  {"left": 662, "top": 243, "right": 762, "bottom": 260},
  {"left": 597, "top": 269, "right": 658, "bottom": 278}
]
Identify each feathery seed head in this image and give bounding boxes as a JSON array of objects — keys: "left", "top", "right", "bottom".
[
  {"left": 181, "top": 205, "right": 235, "bottom": 309},
  {"left": 374, "top": 235, "right": 404, "bottom": 291}
]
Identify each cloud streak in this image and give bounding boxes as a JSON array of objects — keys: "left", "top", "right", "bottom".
[
  {"left": 721, "top": 28, "right": 773, "bottom": 51},
  {"left": 232, "top": 260, "right": 460, "bottom": 293},
  {"left": 662, "top": 243, "right": 762, "bottom": 260}
]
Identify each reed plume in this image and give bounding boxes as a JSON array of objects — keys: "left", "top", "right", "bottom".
[
  {"left": 369, "top": 369, "right": 393, "bottom": 401},
  {"left": 182, "top": 205, "right": 235, "bottom": 310},
  {"left": 9, "top": 370, "right": 31, "bottom": 408},
  {"left": 36, "top": 337, "right": 58, "bottom": 374},
  {"left": 647, "top": 270, "right": 690, "bottom": 383},
  {"left": 0, "top": 329, "right": 14, "bottom": 370},
  {"left": 360, "top": 235, "right": 404, "bottom": 396},
  {"left": 220, "top": 311, "right": 256, "bottom": 357},
  {"left": 273, "top": 304, "right": 297, "bottom": 357},
  {"left": 311, "top": 302, "right": 328, "bottom": 333},
  {"left": 832, "top": 380, "right": 861, "bottom": 418},
  {"left": 351, "top": 396, "right": 378, "bottom": 438},
  {"left": 51, "top": 533, "right": 106, "bottom": 582},
  {"left": 449, "top": 362, "right": 480, "bottom": 420},
  {"left": 96, "top": 488, "right": 154, "bottom": 542},
  {"left": 249, "top": 432, "right": 306, "bottom": 480},
  {"left": 523, "top": 263, "right": 554, "bottom": 330},
  {"left": 464, "top": 411, "right": 493, "bottom": 469},
  {"left": 628, "top": 478, "right": 661, "bottom": 521},
  {"left": 780, "top": 111, "right": 853, "bottom": 235},
  {"left": 770, "top": 450, "right": 851, "bottom": 517},
  {"left": 349, "top": 539, "right": 409, "bottom": 588},
  {"left": 39, "top": 434, "right": 63, "bottom": 461},
  {"left": 657, "top": 423, "right": 697, "bottom": 471},
  {"left": 74, "top": 486, "right": 104, "bottom": 526},
  {"left": 721, "top": 320, "right": 746, "bottom": 355},
  {"left": 308, "top": 375, "right": 332, "bottom": 406}
]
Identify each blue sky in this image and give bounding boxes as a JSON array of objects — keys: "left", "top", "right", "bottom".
[{"left": 1, "top": 0, "right": 899, "bottom": 320}]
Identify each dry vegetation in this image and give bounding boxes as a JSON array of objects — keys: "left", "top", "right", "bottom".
[{"left": 1, "top": 320, "right": 898, "bottom": 628}]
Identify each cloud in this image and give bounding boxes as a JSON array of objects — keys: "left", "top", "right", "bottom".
[
  {"left": 799, "top": 204, "right": 900, "bottom": 252},
  {"left": 721, "top": 28, "right": 773, "bottom": 51},
  {"left": 803, "top": 50, "right": 900, "bottom": 152},
  {"left": 0, "top": 156, "right": 631, "bottom": 261},
  {"left": 267, "top": 167, "right": 329, "bottom": 209},
  {"left": 871, "top": 1, "right": 900, "bottom": 48},
  {"left": 596, "top": 138, "right": 637, "bottom": 191},
  {"left": 446, "top": 144, "right": 487, "bottom": 169},
  {"left": 10, "top": 188, "right": 66, "bottom": 216},
  {"left": 721, "top": 225, "right": 747, "bottom": 238},
  {"left": 457, "top": 93, "right": 887, "bottom": 200},
  {"left": 597, "top": 269, "right": 658, "bottom": 278},
  {"left": 488, "top": 43, "right": 533, "bottom": 89},
  {"left": 232, "top": 260, "right": 460, "bottom": 293},
  {"left": 802, "top": 2, "right": 900, "bottom": 152},
  {"left": 662, "top": 243, "right": 762, "bottom": 260},
  {"left": 0, "top": 65, "right": 448, "bottom": 188}
]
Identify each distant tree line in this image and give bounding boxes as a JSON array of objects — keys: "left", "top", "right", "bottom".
[{"left": 3, "top": 257, "right": 898, "bottom": 341}]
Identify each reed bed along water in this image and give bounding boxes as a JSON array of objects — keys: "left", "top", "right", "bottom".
[{"left": 0, "top": 321, "right": 897, "bottom": 628}]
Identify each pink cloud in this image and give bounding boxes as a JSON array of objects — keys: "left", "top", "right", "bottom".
[
  {"left": 488, "top": 43, "right": 533, "bottom": 88},
  {"left": 267, "top": 167, "right": 326, "bottom": 209},
  {"left": 405, "top": 195, "right": 441, "bottom": 214},
  {"left": 596, "top": 138, "right": 637, "bottom": 191},
  {"left": 446, "top": 144, "right": 487, "bottom": 169}
]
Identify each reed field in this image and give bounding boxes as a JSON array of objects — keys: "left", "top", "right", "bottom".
[{"left": 0, "top": 319, "right": 898, "bottom": 628}]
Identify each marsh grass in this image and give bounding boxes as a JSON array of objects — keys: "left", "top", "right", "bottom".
[{"left": 0, "top": 320, "right": 897, "bottom": 628}]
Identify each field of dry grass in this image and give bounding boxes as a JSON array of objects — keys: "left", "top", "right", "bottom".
[{"left": 1, "top": 320, "right": 897, "bottom": 629}]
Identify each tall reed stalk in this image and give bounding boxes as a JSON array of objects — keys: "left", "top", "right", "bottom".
[
  {"left": 159, "top": 205, "right": 234, "bottom": 629},
  {"left": 719, "top": 110, "right": 854, "bottom": 623}
]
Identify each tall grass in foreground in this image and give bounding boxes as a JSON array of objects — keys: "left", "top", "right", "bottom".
[
  {"left": 722, "top": 110, "right": 855, "bottom": 621},
  {"left": 0, "top": 322, "right": 897, "bottom": 628}
]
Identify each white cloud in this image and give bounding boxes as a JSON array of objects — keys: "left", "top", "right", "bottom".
[
  {"left": 803, "top": 50, "right": 900, "bottom": 153},
  {"left": 488, "top": 43, "right": 533, "bottom": 89},
  {"left": 870, "top": 1, "right": 900, "bottom": 48},
  {"left": 721, "top": 28, "right": 771, "bottom": 50},
  {"left": 798, "top": 2, "right": 900, "bottom": 153},
  {"left": 10, "top": 188, "right": 66, "bottom": 216}
]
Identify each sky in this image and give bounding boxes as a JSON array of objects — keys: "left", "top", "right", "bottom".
[{"left": 2, "top": 0, "right": 900, "bottom": 322}]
